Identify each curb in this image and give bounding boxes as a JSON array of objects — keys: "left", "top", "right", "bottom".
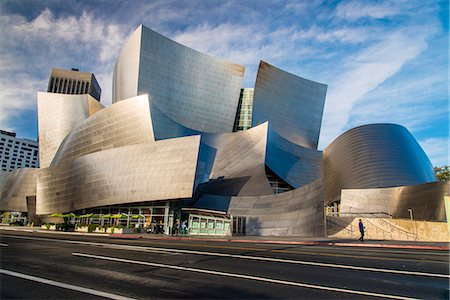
[{"left": 1, "top": 227, "right": 448, "bottom": 250}]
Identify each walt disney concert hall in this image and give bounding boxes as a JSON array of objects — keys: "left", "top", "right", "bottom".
[{"left": 0, "top": 25, "right": 447, "bottom": 237}]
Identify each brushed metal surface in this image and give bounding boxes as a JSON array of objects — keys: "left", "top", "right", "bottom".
[
  {"left": 51, "top": 95, "right": 154, "bottom": 165},
  {"left": 36, "top": 136, "right": 201, "bottom": 214},
  {"left": 113, "top": 25, "right": 244, "bottom": 136},
  {"left": 266, "top": 126, "right": 323, "bottom": 188},
  {"left": 228, "top": 179, "right": 324, "bottom": 237},
  {"left": 324, "top": 124, "right": 436, "bottom": 204},
  {"left": 340, "top": 181, "right": 449, "bottom": 221},
  {"left": 0, "top": 168, "right": 38, "bottom": 212},
  {"left": 37, "top": 92, "right": 104, "bottom": 168},
  {"left": 252, "top": 61, "right": 327, "bottom": 149},
  {"left": 198, "top": 122, "right": 273, "bottom": 196}
]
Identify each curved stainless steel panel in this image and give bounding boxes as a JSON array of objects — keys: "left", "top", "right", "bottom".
[
  {"left": 198, "top": 122, "right": 273, "bottom": 196},
  {"left": 252, "top": 61, "right": 327, "bottom": 149},
  {"left": 0, "top": 168, "right": 38, "bottom": 212},
  {"left": 266, "top": 126, "right": 322, "bottom": 188},
  {"left": 38, "top": 92, "right": 104, "bottom": 168},
  {"left": 36, "top": 136, "right": 201, "bottom": 214},
  {"left": 324, "top": 124, "right": 436, "bottom": 204},
  {"left": 228, "top": 179, "right": 324, "bottom": 237},
  {"left": 340, "top": 181, "right": 449, "bottom": 221},
  {"left": 51, "top": 95, "right": 154, "bottom": 165},
  {"left": 113, "top": 25, "right": 245, "bottom": 136}
]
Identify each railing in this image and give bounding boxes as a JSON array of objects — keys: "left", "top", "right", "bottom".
[{"left": 328, "top": 212, "right": 417, "bottom": 241}]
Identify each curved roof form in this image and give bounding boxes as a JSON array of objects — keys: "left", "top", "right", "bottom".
[
  {"left": 266, "top": 126, "right": 322, "bottom": 188},
  {"left": 0, "top": 168, "right": 38, "bottom": 212},
  {"left": 197, "top": 122, "right": 272, "bottom": 196},
  {"left": 113, "top": 25, "right": 245, "bottom": 137},
  {"left": 323, "top": 124, "right": 436, "bottom": 204},
  {"left": 51, "top": 95, "right": 154, "bottom": 166},
  {"left": 37, "top": 92, "right": 104, "bottom": 168},
  {"left": 36, "top": 135, "right": 201, "bottom": 214},
  {"left": 252, "top": 61, "right": 327, "bottom": 149}
]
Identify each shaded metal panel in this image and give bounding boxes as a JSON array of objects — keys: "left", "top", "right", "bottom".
[
  {"left": 149, "top": 100, "right": 200, "bottom": 140},
  {"left": 0, "top": 168, "right": 38, "bottom": 212},
  {"left": 113, "top": 26, "right": 141, "bottom": 102},
  {"left": 113, "top": 25, "right": 245, "bottom": 136},
  {"left": 252, "top": 61, "right": 327, "bottom": 149},
  {"left": 227, "top": 179, "right": 324, "bottom": 237},
  {"left": 36, "top": 136, "right": 201, "bottom": 214},
  {"left": 340, "top": 181, "right": 449, "bottom": 221},
  {"left": 323, "top": 124, "right": 437, "bottom": 204},
  {"left": 37, "top": 92, "right": 104, "bottom": 168},
  {"left": 51, "top": 95, "right": 154, "bottom": 165},
  {"left": 198, "top": 122, "right": 273, "bottom": 196},
  {"left": 266, "top": 126, "right": 322, "bottom": 188}
]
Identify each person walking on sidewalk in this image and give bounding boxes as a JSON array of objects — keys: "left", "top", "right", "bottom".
[{"left": 358, "top": 219, "right": 365, "bottom": 242}]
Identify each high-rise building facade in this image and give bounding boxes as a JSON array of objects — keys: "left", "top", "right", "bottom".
[
  {"left": 233, "top": 88, "right": 254, "bottom": 131},
  {"left": 47, "top": 68, "right": 102, "bottom": 101},
  {"left": 0, "top": 130, "right": 39, "bottom": 171}
]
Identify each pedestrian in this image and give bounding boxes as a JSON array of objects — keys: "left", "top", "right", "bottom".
[
  {"left": 181, "top": 220, "right": 187, "bottom": 236},
  {"left": 358, "top": 219, "right": 365, "bottom": 242}
]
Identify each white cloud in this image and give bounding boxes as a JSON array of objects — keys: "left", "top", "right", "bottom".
[
  {"left": 335, "top": 0, "right": 403, "bottom": 20},
  {"left": 419, "top": 137, "right": 449, "bottom": 167},
  {"left": 319, "top": 28, "right": 431, "bottom": 148},
  {"left": 0, "top": 8, "right": 127, "bottom": 134}
]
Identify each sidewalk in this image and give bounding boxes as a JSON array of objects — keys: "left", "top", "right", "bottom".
[{"left": 1, "top": 226, "right": 448, "bottom": 251}]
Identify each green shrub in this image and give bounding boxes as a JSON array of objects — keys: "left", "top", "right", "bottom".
[
  {"left": 44, "top": 222, "right": 52, "bottom": 230},
  {"left": 88, "top": 224, "right": 98, "bottom": 233}
]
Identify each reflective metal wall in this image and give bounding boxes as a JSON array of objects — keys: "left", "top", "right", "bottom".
[
  {"left": 252, "top": 61, "right": 327, "bottom": 149},
  {"left": 38, "top": 92, "right": 104, "bottom": 168},
  {"left": 266, "top": 126, "right": 322, "bottom": 188},
  {"left": 228, "top": 179, "right": 324, "bottom": 236},
  {"left": 0, "top": 168, "right": 38, "bottom": 212},
  {"left": 340, "top": 181, "right": 449, "bottom": 221},
  {"left": 113, "top": 25, "right": 245, "bottom": 137},
  {"left": 198, "top": 122, "right": 273, "bottom": 196},
  {"left": 36, "top": 136, "right": 201, "bottom": 214},
  {"left": 51, "top": 95, "right": 154, "bottom": 165},
  {"left": 324, "top": 124, "right": 436, "bottom": 204}
]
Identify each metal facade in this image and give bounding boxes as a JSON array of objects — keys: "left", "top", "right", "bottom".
[
  {"left": 324, "top": 124, "right": 436, "bottom": 204},
  {"left": 340, "top": 182, "right": 449, "bottom": 221},
  {"left": 37, "top": 136, "right": 201, "bottom": 214},
  {"left": 252, "top": 61, "right": 327, "bottom": 149},
  {"left": 0, "top": 168, "right": 38, "bottom": 212},
  {"left": 113, "top": 25, "right": 245, "bottom": 136},
  {"left": 37, "top": 92, "right": 104, "bottom": 168},
  {"left": 51, "top": 95, "right": 154, "bottom": 165}
]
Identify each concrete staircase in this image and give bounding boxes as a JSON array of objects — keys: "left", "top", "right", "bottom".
[{"left": 327, "top": 215, "right": 449, "bottom": 242}]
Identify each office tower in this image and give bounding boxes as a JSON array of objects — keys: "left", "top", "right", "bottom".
[
  {"left": 0, "top": 130, "right": 39, "bottom": 171},
  {"left": 47, "top": 68, "right": 102, "bottom": 101},
  {"left": 233, "top": 88, "right": 254, "bottom": 132}
]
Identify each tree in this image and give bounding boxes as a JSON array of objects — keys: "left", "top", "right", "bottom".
[{"left": 434, "top": 166, "right": 450, "bottom": 182}]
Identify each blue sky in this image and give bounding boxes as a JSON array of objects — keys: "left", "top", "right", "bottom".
[{"left": 0, "top": 0, "right": 448, "bottom": 166}]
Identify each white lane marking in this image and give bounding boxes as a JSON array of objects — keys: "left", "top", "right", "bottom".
[
  {"left": 73, "top": 252, "right": 417, "bottom": 300},
  {"left": 0, "top": 269, "right": 136, "bottom": 300},
  {"left": 0, "top": 243, "right": 8, "bottom": 247},
  {"left": 3, "top": 235, "right": 449, "bottom": 279}
]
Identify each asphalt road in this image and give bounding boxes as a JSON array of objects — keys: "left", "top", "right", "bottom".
[{"left": 1, "top": 231, "right": 449, "bottom": 299}]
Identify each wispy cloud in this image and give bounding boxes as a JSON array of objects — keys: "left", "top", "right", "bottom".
[
  {"left": 0, "top": 8, "right": 127, "bottom": 133},
  {"left": 319, "top": 27, "right": 432, "bottom": 147},
  {"left": 419, "top": 137, "right": 449, "bottom": 167}
]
